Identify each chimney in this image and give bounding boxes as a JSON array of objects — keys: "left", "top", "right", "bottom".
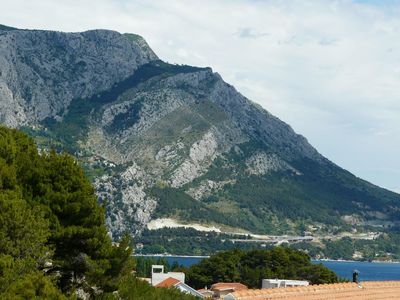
[{"left": 352, "top": 269, "right": 360, "bottom": 283}]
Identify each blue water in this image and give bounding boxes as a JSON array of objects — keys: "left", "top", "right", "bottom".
[
  {"left": 164, "top": 256, "right": 207, "bottom": 267},
  {"left": 148, "top": 256, "right": 400, "bottom": 281},
  {"left": 135, "top": 255, "right": 206, "bottom": 267}
]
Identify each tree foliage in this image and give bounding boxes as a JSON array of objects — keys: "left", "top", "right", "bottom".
[
  {"left": 0, "top": 126, "right": 195, "bottom": 299},
  {"left": 185, "top": 247, "right": 338, "bottom": 289}
]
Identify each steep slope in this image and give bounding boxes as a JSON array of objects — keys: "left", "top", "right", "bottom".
[
  {"left": 0, "top": 25, "right": 156, "bottom": 126},
  {"left": 0, "top": 25, "right": 399, "bottom": 238}
]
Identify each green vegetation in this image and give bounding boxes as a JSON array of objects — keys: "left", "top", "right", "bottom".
[
  {"left": 4, "top": 25, "right": 400, "bottom": 246},
  {"left": 184, "top": 247, "right": 338, "bottom": 289},
  {"left": 0, "top": 126, "right": 197, "bottom": 299},
  {"left": 41, "top": 60, "right": 208, "bottom": 148},
  {"left": 136, "top": 225, "right": 400, "bottom": 263},
  {"left": 292, "top": 233, "right": 400, "bottom": 261},
  {"left": 137, "top": 228, "right": 400, "bottom": 262},
  {"left": 135, "top": 228, "right": 265, "bottom": 255},
  {"left": 123, "top": 33, "right": 144, "bottom": 42},
  {"left": 149, "top": 186, "right": 226, "bottom": 222},
  {"left": 354, "top": 233, "right": 400, "bottom": 261},
  {"left": 147, "top": 138, "right": 400, "bottom": 235},
  {"left": 28, "top": 54, "right": 399, "bottom": 238}
]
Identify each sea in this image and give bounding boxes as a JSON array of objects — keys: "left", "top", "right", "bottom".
[
  {"left": 136, "top": 255, "right": 400, "bottom": 282},
  {"left": 313, "top": 260, "right": 400, "bottom": 281}
]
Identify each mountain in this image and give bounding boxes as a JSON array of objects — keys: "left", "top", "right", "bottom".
[{"left": 1, "top": 25, "right": 399, "bottom": 239}]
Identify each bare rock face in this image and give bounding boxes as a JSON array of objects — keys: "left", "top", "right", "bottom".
[
  {"left": 1, "top": 25, "right": 399, "bottom": 238},
  {"left": 170, "top": 130, "right": 218, "bottom": 188},
  {"left": 0, "top": 27, "right": 157, "bottom": 126},
  {"left": 94, "top": 162, "right": 157, "bottom": 237},
  {"left": 0, "top": 81, "right": 26, "bottom": 126},
  {"left": 245, "top": 152, "right": 299, "bottom": 175},
  {"left": 186, "top": 179, "right": 234, "bottom": 201}
]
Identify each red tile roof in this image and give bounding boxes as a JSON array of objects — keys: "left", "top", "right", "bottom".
[
  {"left": 227, "top": 281, "right": 400, "bottom": 299},
  {"left": 154, "top": 277, "right": 180, "bottom": 288},
  {"left": 212, "top": 282, "right": 248, "bottom": 292}
]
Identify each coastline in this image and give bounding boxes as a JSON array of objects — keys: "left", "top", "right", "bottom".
[
  {"left": 133, "top": 254, "right": 400, "bottom": 264},
  {"left": 133, "top": 254, "right": 210, "bottom": 259},
  {"left": 313, "top": 259, "right": 400, "bottom": 264},
  {"left": 133, "top": 254, "right": 400, "bottom": 281}
]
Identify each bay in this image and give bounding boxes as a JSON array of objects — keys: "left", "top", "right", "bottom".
[{"left": 313, "top": 260, "right": 400, "bottom": 281}]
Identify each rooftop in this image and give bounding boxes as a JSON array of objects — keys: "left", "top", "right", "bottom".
[
  {"left": 212, "top": 282, "right": 248, "bottom": 292},
  {"left": 225, "top": 281, "right": 400, "bottom": 300},
  {"left": 154, "top": 277, "right": 180, "bottom": 288}
]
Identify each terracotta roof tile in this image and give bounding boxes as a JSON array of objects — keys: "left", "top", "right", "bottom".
[
  {"left": 228, "top": 281, "right": 400, "bottom": 299},
  {"left": 212, "top": 282, "right": 248, "bottom": 292},
  {"left": 154, "top": 277, "right": 180, "bottom": 288}
]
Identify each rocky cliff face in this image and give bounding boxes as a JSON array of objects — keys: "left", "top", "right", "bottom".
[
  {"left": 0, "top": 26, "right": 156, "bottom": 126},
  {"left": 1, "top": 25, "right": 399, "bottom": 238}
]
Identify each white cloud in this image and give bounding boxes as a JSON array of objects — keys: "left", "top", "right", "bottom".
[{"left": 0, "top": 0, "right": 399, "bottom": 192}]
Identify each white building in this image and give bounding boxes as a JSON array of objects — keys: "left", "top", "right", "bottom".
[
  {"left": 151, "top": 265, "right": 185, "bottom": 286},
  {"left": 262, "top": 279, "right": 309, "bottom": 289}
]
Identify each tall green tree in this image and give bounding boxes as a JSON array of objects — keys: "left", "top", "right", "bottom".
[
  {"left": 186, "top": 247, "right": 338, "bottom": 289},
  {"left": 0, "top": 126, "right": 199, "bottom": 299}
]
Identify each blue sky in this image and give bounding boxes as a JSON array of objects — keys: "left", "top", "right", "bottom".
[
  {"left": 355, "top": 0, "right": 399, "bottom": 4},
  {"left": 0, "top": 0, "right": 399, "bottom": 193}
]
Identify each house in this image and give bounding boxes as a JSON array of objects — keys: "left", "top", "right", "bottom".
[
  {"left": 151, "top": 265, "right": 185, "bottom": 286},
  {"left": 210, "top": 282, "right": 248, "bottom": 299},
  {"left": 223, "top": 281, "right": 400, "bottom": 300},
  {"left": 261, "top": 279, "right": 309, "bottom": 289},
  {"left": 155, "top": 277, "right": 205, "bottom": 298},
  {"left": 197, "top": 288, "right": 214, "bottom": 298}
]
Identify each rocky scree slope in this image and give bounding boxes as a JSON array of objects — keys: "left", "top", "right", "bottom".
[{"left": 0, "top": 25, "right": 399, "bottom": 238}]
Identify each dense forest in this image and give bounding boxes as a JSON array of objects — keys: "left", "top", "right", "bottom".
[
  {"left": 0, "top": 126, "right": 196, "bottom": 299},
  {"left": 183, "top": 247, "right": 339, "bottom": 289}
]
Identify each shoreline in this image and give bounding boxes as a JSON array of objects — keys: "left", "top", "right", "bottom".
[
  {"left": 314, "top": 259, "right": 400, "bottom": 264},
  {"left": 133, "top": 254, "right": 400, "bottom": 264},
  {"left": 133, "top": 254, "right": 210, "bottom": 259}
]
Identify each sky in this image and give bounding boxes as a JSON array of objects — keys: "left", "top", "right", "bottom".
[{"left": 0, "top": 0, "right": 399, "bottom": 193}]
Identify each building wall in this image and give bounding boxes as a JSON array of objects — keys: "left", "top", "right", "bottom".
[
  {"left": 151, "top": 271, "right": 185, "bottom": 286},
  {"left": 262, "top": 279, "right": 309, "bottom": 289}
]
